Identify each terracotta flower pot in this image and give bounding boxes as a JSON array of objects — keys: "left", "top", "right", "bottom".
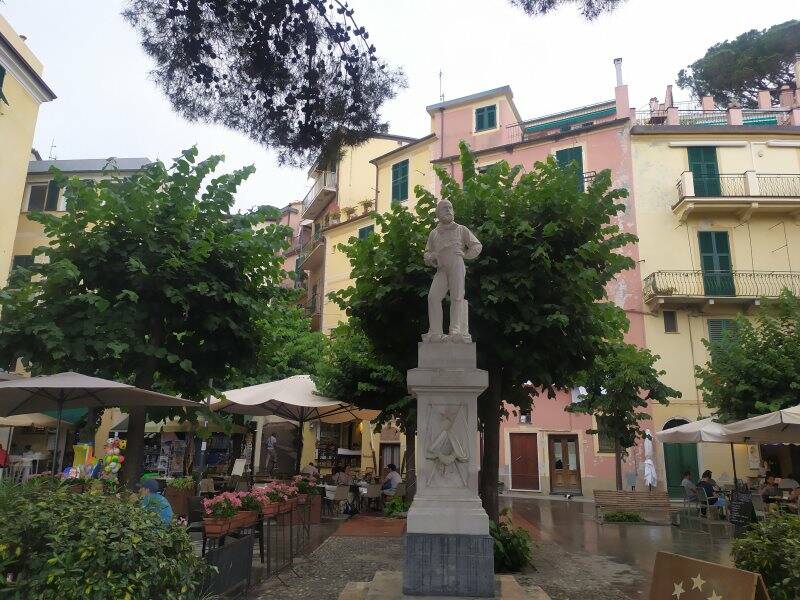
[
  {"left": 261, "top": 502, "right": 279, "bottom": 518},
  {"left": 278, "top": 500, "right": 292, "bottom": 514},
  {"left": 237, "top": 510, "right": 259, "bottom": 528},
  {"left": 164, "top": 487, "right": 193, "bottom": 517},
  {"left": 297, "top": 493, "right": 308, "bottom": 505},
  {"left": 203, "top": 517, "right": 230, "bottom": 537}
]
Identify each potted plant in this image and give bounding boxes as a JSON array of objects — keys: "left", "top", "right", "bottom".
[
  {"left": 343, "top": 206, "right": 357, "bottom": 220},
  {"left": 329, "top": 210, "right": 341, "bottom": 224},
  {"left": 237, "top": 492, "right": 261, "bottom": 528},
  {"left": 359, "top": 199, "right": 373, "bottom": 214},
  {"left": 164, "top": 476, "right": 195, "bottom": 517},
  {"left": 202, "top": 495, "right": 236, "bottom": 536},
  {"left": 293, "top": 476, "right": 322, "bottom": 524}
]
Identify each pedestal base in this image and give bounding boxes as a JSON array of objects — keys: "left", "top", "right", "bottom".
[{"left": 403, "top": 533, "right": 495, "bottom": 597}]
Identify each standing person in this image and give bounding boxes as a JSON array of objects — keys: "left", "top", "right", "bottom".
[
  {"left": 382, "top": 463, "right": 402, "bottom": 497},
  {"left": 265, "top": 432, "right": 278, "bottom": 474},
  {"left": 138, "top": 479, "right": 173, "bottom": 524}
]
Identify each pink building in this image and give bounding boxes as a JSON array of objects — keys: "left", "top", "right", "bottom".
[{"left": 427, "top": 61, "right": 647, "bottom": 495}]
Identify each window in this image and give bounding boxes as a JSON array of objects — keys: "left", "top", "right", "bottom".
[
  {"left": 477, "top": 162, "right": 498, "bottom": 174},
  {"left": 519, "top": 409, "right": 532, "bottom": 424},
  {"left": 358, "top": 225, "right": 374, "bottom": 240},
  {"left": 555, "top": 146, "right": 585, "bottom": 191},
  {"left": 687, "top": 146, "right": 720, "bottom": 197},
  {"left": 663, "top": 310, "right": 678, "bottom": 333},
  {"left": 707, "top": 319, "right": 735, "bottom": 343},
  {"left": 597, "top": 419, "right": 616, "bottom": 454},
  {"left": 698, "top": 231, "right": 734, "bottom": 296},
  {"left": 9, "top": 255, "right": 34, "bottom": 287},
  {"left": 475, "top": 104, "right": 497, "bottom": 132},
  {"left": 391, "top": 160, "right": 409, "bottom": 203},
  {"left": 0, "top": 65, "right": 7, "bottom": 105},
  {"left": 27, "top": 181, "right": 60, "bottom": 212}
]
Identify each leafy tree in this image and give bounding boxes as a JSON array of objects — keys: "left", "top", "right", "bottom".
[
  {"left": 331, "top": 143, "right": 635, "bottom": 520},
  {"left": 0, "top": 149, "right": 289, "bottom": 485},
  {"left": 123, "top": 0, "right": 405, "bottom": 166},
  {"left": 695, "top": 290, "right": 800, "bottom": 422},
  {"left": 567, "top": 341, "right": 680, "bottom": 490},
  {"left": 677, "top": 20, "right": 800, "bottom": 108},
  {"left": 508, "top": 0, "right": 626, "bottom": 19}
]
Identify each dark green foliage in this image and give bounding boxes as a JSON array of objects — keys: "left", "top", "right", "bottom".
[
  {"left": 490, "top": 509, "right": 533, "bottom": 572},
  {"left": 677, "top": 20, "right": 800, "bottom": 108},
  {"left": 603, "top": 511, "right": 643, "bottom": 523},
  {"left": 508, "top": 0, "right": 626, "bottom": 19},
  {"left": 0, "top": 148, "right": 291, "bottom": 483},
  {"left": 383, "top": 496, "right": 409, "bottom": 518},
  {"left": 696, "top": 290, "right": 800, "bottom": 421},
  {"left": 568, "top": 341, "right": 680, "bottom": 489},
  {"left": 123, "top": 0, "right": 405, "bottom": 166},
  {"left": 166, "top": 476, "right": 195, "bottom": 490},
  {"left": 0, "top": 478, "right": 211, "bottom": 598},
  {"left": 732, "top": 512, "right": 800, "bottom": 600}
]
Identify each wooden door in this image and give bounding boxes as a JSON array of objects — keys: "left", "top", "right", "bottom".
[
  {"left": 664, "top": 443, "right": 699, "bottom": 498},
  {"left": 509, "top": 433, "right": 539, "bottom": 490},
  {"left": 549, "top": 434, "right": 582, "bottom": 494}
]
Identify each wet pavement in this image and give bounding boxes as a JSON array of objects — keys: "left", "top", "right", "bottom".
[{"left": 503, "top": 495, "right": 734, "bottom": 598}]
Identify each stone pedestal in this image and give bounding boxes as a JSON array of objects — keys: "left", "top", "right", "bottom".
[{"left": 403, "top": 342, "right": 494, "bottom": 597}]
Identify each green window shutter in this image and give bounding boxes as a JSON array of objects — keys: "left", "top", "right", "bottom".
[
  {"left": 707, "top": 319, "right": 735, "bottom": 343},
  {"left": 358, "top": 225, "right": 374, "bottom": 240},
  {"left": 0, "top": 65, "right": 8, "bottom": 105},
  {"left": 391, "top": 160, "right": 408, "bottom": 203},
  {"left": 698, "top": 231, "right": 734, "bottom": 296},
  {"left": 688, "top": 146, "right": 720, "bottom": 197},
  {"left": 475, "top": 105, "right": 497, "bottom": 132},
  {"left": 555, "top": 147, "right": 584, "bottom": 191},
  {"left": 45, "top": 180, "right": 60, "bottom": 211}
]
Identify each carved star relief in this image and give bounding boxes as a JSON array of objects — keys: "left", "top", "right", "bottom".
[
  {"left": 707, "top": 592, "right": 722, "bottom": 600},
  {"left": 691, "top": 573, "right": 705, "bottom": 590},
  {"left": 672, "top": 581, "right": 685, "bottom": 599}
]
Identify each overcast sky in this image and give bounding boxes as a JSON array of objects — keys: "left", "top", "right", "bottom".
[{"left": 2, "top": 1, "right": 796, "bottom": 212}]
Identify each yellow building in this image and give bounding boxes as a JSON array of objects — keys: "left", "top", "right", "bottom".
[
  {"left": 0, "top": 15, "right": 55, "bottom": 286},
  {"left": 632, "top": 76, "right": 800, "bottom": 495}
]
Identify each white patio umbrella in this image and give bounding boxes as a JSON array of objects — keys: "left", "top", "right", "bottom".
[
  {"left": 212, "top": 375, "right": 379, "bottom": 472},
  {"left": 722, "top": 405, "right": 800, "bottom": 443},
  {"left": 0, "top": 372, "right": 201, "bottom": 472},
  {"left": 643, "top": 429, "right": 657, "bottom": 490}
]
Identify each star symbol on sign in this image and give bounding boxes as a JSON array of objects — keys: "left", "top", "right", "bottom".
[
  {"left": 672, "top": 581, "right": 685, "bottom": 599},
  {"left": 707, "top": 591, "right": 722, "bottom": 600},
  {"left": 691, "top": 574, "right": 705, "bottom": 590}
]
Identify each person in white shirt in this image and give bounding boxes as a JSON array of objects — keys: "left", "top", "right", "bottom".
[
  {"left": 301, "top": 462, "right": 319, "bottom": 478},
  {"left": 779, "top": 473, "right": 799, "bottom": 490},
  {"left": 265, "top": 432, "right": 278, "bottom": 474},
  {"left": 382, "top": 464, "right": 402, "bottom": 496}
]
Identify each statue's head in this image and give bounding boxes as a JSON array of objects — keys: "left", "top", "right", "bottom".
[{"left": 436, "top": 200, "right": 454, "bottom": 225}]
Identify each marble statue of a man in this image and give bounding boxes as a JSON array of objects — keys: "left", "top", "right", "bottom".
[{"left": 423, "top": 200, "right": 482, "bottom": 342}]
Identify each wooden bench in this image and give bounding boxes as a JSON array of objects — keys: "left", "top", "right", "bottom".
[{"left": 593, "top": 489, "right": 679, "bottom": 523}]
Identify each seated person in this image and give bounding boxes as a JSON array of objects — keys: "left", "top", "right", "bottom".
[
  {"left": 681, "top": 470, "right": 698, "bottom": 502},
  {"left": 698, "top": 470, "right": 726, "bottom": 508},
  {"left": 301, "top": 462, "right": 319, "bottom": 478},
  {"left": 760, "top": 473, "right": 780, "bottom": 504},
  {"left": 779, "top": 473, "right": 799, "bottom": 491},
  {"left": 138, "top": 479, "right": 174, "bottom": 524},
  {"left": 382, "top": 463, "right": 402, "bottom": 496},
  {"left": 332, "top": 465, "right": 353, "bottom": 486}
]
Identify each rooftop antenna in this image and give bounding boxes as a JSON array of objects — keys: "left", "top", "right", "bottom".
[
  {"left": 438, "top": 69, "right": 444, "bottom": 102},
  {"left": 47, "top": 138, "right": 57, "bottom": 160}
]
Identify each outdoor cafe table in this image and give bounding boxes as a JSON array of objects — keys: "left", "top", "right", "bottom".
[{"left": 324, "top": 483, "right": 368, "bottom": 500}]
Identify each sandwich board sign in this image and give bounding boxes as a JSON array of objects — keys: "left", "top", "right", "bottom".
[{"left": 650, "top": 552, "right": 770, "bottom": 600}]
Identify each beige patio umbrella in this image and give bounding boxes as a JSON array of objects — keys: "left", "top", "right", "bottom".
[
  {"left": 0, "top": 372, "right": 201, "bottom": 472},
  {"left": 212, "top": 375, "right": 379, "bottom": 472},
  {"left": 0, "top": 413, "right": 64, "bottom": 428}
]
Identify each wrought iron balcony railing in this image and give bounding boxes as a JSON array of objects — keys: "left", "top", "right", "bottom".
[
  {"left": 635, "top": 108, "right": 791, "bottom": 127},
  {"left": 301, "top": 170, "right": 338, "bottom": 217},
  {"left": 643, "top": 270, "right": 800, "bottom": 302},
  {"left": 676, "top": 172, "right": 800, "bottom": 202},
  {"left": 756, "top": 174, "right": 800, "bottom": 197}
]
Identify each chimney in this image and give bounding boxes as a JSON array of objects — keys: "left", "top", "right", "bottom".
[
  {"left": 779, "top": 85, "right": 794, "bottom": 108},
  {"left": 19, "top": 35, "right": 27, "bottom": 41},
  {"left": 614, "top": 58, "right": 623, "bottom": 86},
  {"left": 613, "top": 58, "right": 629, "bottom": 118},
  {"left": 757, "top": 90, "right": 772, "bottom": 109}
]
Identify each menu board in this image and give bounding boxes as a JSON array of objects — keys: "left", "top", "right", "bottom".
[
  {"left": 650, "top": 552, "right": 769, "bottom": 600},
  {"left": 728, "top": 493, "right": 756, "bottom": 527}
]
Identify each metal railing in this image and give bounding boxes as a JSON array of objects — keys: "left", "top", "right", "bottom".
[
  {"left": 756, "top": 174, "right": 800, "bottom": 197},
  {"left": 296, "top": 231, "right": 324, "bottom": 268},
  {"left": 742, "top": 109, "right": 792, "bottom": 127},
  {"left": 676, "top": 173, "right": 747, "bottom": 199},
  {"left": 643, "top": 270, "right": 800, "bottom": 301},
  {"left": 301, "top": 170, "right": 338, "bottom": 215},
  {"left": 635, "top": 108, "right": 792, "bottom": 127}
]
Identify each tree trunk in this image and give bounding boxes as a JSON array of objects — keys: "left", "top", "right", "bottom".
[
  {"left": 478, "top": 369, "right": 502, "bottom": 523},
  {"left": 614, "top": 439, "right": 623, "bottom": 491},
  {"left": 405, "top": 422, "right": 417, "bottom": 503}
]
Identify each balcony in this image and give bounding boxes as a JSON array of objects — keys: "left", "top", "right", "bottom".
[
  {"left": 634, "top": 107, "right": 793, "bottom": 128},
  {"left": 296, "top": 232, "right": 325, "bottom": 272},
  {"left": 673, "top": 171, "right": 800, "bottom": 222},
  {"left": 301, "top": 170, "right": 338, "bottom": 220},
  {"left": 643, "top": 270, "right": 800, "bottom": 308}
]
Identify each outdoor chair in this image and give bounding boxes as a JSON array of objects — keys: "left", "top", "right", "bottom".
[
  {"left": 362, "top": 483, "right": 382, "bottom": 512},
  {"left": 186, "top": 496, "right": 208, "bottom": 555},
  {"left": 696, "top": 487, "right": 720, "bottom": 519},
  {"left": 324, "top": 485, "right": 349, "bottom": 516},
  {"left": 682, "top": 486, "right": 700, "bottom": 515},
  {"left": 198, "top": 478, "right": 215, "bottom": 497},
  {"left": 751, "top": 494, "right": 767, "bottom": 521},
  {"left": 6, "top": 465, "right": 26, "bottom": 484}
]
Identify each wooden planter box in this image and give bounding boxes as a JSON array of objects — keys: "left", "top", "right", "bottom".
[
  {"left": 203, "top": 517, "right": 231, "bottom": 537},
  {"left": 234, "top": 510, "right": 259, "bottom": 529},
  {"left": 261, "top": 502, "right": 279, "bottom": 518},
  {"left": 66, "top": 483, "right": 85, "bottom": 493},
  {"left": 164, "top": 487, "right": 195, "bottom": 517}
]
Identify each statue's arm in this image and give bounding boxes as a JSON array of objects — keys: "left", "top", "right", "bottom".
[
  {"left": 462, "top": 227, "right": 482, "bottom": 260},
  {"left": 423, "top": 231, "right": 437, "bottom": 267}
]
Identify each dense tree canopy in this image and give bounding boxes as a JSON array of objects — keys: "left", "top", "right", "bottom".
[
  {"left": 677, "top": 20, "right": 800, "bottom": 108},
  {"left": 124, "top": 0, "right": 405, "bottom": 166},
  {"left": 696, "top": 290, "right": 800, "bottom": 422},
  {"left": 0, "top": 149, "right": 290, "bottom": 483},
  {"left": 508, "top": 0, "right": 625, "bottom": 19},
  {"left": 328, "top": 143, "right": 636, "bottom": 520},
  {"left": 567, "top": 340, "right": 679, "bottom": 490}
]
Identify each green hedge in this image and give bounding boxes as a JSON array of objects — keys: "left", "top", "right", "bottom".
[
  {"left": 603, "top": 511, "right": 644, "bottom": 523},
  {"left": 490, "top": 509, "right": 532, "bottom": 572},
  {"left": 0, "top": 478, "right": 212, "bottom": 599}
]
